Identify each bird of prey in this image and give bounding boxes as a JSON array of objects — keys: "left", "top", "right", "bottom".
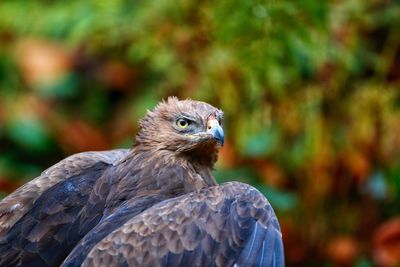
[{"left": 0, "top": 97, "right": 284, "bottom": 267}]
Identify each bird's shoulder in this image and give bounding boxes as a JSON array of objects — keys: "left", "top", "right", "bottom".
[
  {"left": 82, "top": 182, "right": 284, "bottom": 267},
  {"left": 0, "top": 149, "right": 130, "bottom": 237}
]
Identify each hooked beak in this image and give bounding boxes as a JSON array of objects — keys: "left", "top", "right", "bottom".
[{"left": 207, "top": 118, "right": 224, "bottom": 146}]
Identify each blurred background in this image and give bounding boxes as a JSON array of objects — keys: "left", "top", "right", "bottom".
[{"left": 0, "top": 0, "right": 400, "bottom": 266}]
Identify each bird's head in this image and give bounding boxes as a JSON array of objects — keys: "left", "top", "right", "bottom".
[{"left": 136, "top": 97, "right": 224, "bottom": 164}]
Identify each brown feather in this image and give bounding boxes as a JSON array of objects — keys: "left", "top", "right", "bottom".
[
  {"left": 0, "top": 98, "right": 283, "bottom": 267},
  {"left": 81, "top": 182, "right": 283, "bottom": 267},
  {"left": 0, "top": 149, "right": 129, "bottom": 238}
]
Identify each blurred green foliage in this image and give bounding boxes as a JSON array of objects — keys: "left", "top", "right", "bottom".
[{"left": 1, "top": 0, "right": 400, "bottom": 265}]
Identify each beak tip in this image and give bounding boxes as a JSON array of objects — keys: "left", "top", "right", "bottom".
[
  {"left": 206, "top": 118, "right": 224, "bottom": 146},
  {"left": 212, "top": 126, "right": 224, "bottom": 146}
]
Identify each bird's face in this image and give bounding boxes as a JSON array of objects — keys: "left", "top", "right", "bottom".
[
  {"left": 137, "top": 97, "right": 224, "bottom": 154},
  {"left": 172, "top": 109, "right": 224, "bottom": 148}
]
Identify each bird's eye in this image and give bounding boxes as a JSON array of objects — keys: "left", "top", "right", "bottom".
[{"left": 176, "top": 118, "right": 190, "bottom": 129}]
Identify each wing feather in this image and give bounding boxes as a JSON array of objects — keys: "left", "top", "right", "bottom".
[
  {"left": 0, "top": 149, "right": 128, "bottom": 238},
  {"left": 81, "top": 182, "right": 284, "bottom": 267},
  {"left": 0, "top": 149, "right": 129, "bottom": 267}
]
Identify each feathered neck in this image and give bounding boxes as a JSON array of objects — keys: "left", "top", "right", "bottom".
[{"left": 121, "top": 145, "right": 217, "bottom": 190}]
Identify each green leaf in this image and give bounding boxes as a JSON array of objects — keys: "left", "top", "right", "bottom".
[{"left": 256, "top": 184, "right": 298, "bottom": 212}]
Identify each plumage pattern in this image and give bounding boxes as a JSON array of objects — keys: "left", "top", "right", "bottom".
[
  {"left": 0, "top": 149, "right": 128, "bottom": 238},
  {"left": 0, "top": 97, "right": 284, "bottom": 267},
  {"left": 81, "top": 182, "right": 283, "bottom": 267}
]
